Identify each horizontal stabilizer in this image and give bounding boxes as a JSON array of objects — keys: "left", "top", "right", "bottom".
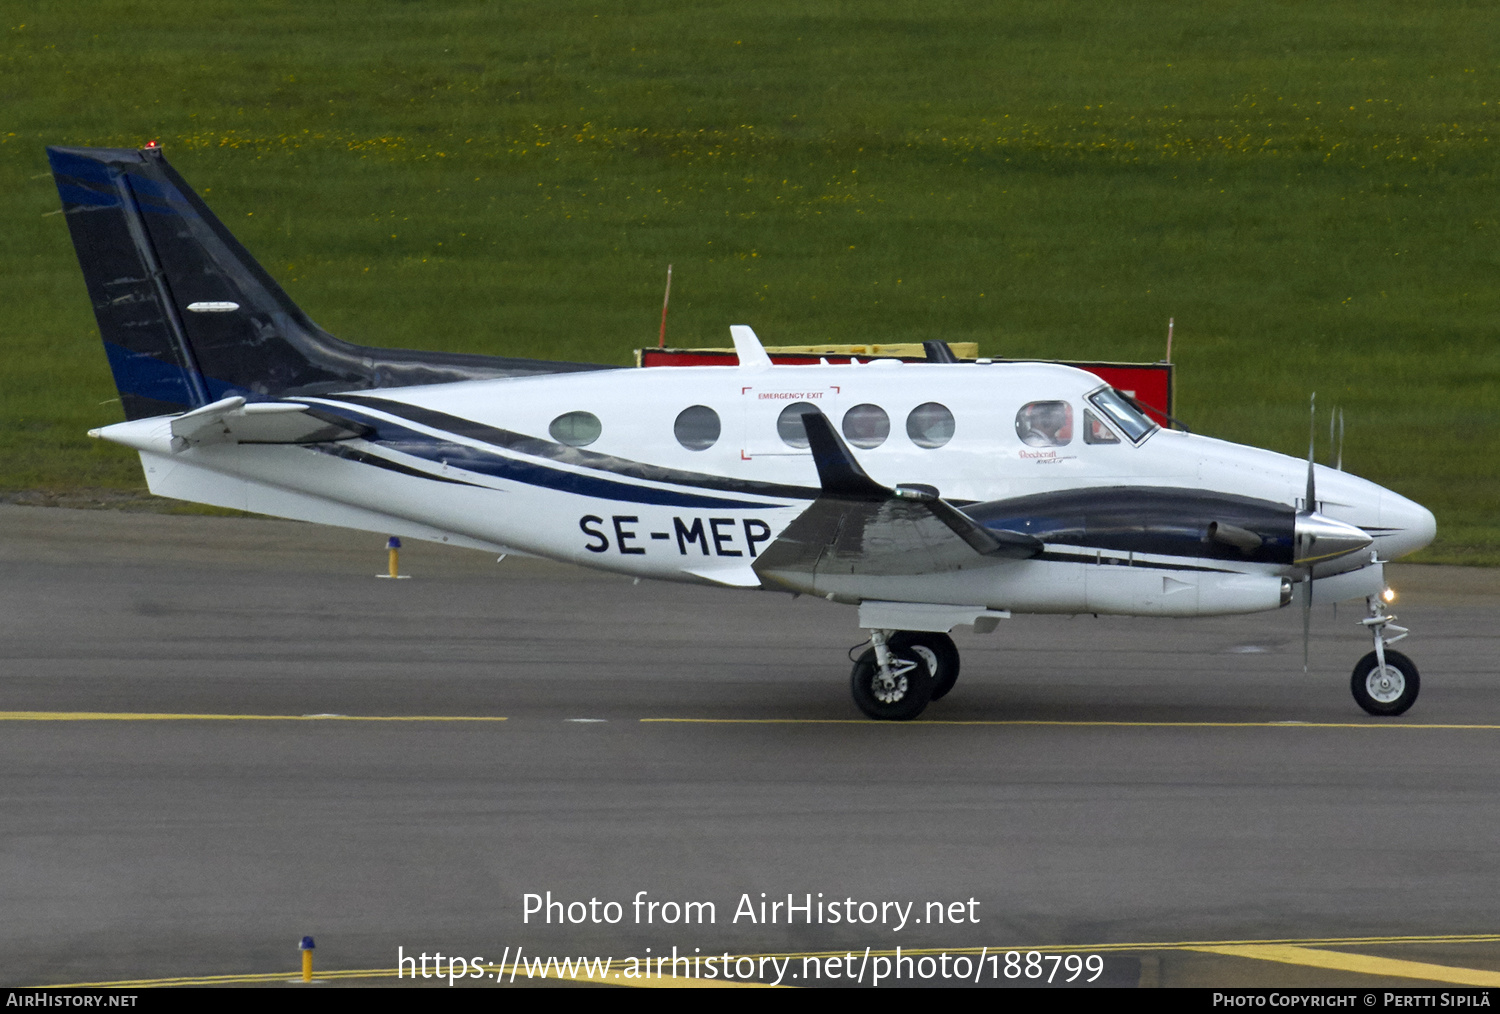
[{"left": 169, "top": 396, "right": 371, "bottom": 446}]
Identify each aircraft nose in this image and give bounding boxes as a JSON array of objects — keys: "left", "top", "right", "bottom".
[{"left": 1377, "top": 489, "right": 1437, "bottom": 560}]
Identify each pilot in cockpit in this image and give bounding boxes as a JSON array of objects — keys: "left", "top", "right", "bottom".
[{"left": 1016, "top": 400, "right": 1074, "bottom": 447}]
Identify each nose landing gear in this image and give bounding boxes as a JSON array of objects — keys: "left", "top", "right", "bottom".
[{"left": 1351, "top": 593, "right": 1418, "bottom": 716}]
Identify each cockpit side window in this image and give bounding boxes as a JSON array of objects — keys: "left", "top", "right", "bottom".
[
  {"left": 1015, "top": 401, "right": 1073, "bottom": 447},
  {"left": 1082, "top": 408, "right": 1120, "bottom": 445},
  {"left": 1087, "top": 387, "right": 1156, "bottom": 444}
]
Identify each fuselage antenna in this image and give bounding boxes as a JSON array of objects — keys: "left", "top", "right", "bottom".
[{"left": 658, "top": 264, "right": 673, "bottom": 348}]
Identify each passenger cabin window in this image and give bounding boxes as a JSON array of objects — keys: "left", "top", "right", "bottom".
[
  {"left": 906, "top": 403, "right": 955, "bottom": 449},
  {"left": 777, "top": 401, "right": 820, "bottom": 449},
  {"left": 1083, "top": 408, "right": 1120, "bottom": 445},
  {"left": 1015, "top": 401, "right": 1073, "bottom": 447},
  {"left": 549, "top": 411, "right": 601, "bottom": 447},
  {"left": 674, "top": 405, "right": 721, "bottom": 451},
  {"left": 1087, "top": 387, "right": 1156, "bottom": 444},
  {"left": 842, "top": 404, "right": 890, "bottom": 449}
]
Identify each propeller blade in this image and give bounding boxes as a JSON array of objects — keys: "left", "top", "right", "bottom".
[
  {"left": 1302, "top": 570, "right": 1312, "bottom": 673},
  {"left": 1305, "top": 392, "right": 1317, "bottom": 511},
  {"left": 1302, "top": 392, "right": 1317, "bottom": 673}
]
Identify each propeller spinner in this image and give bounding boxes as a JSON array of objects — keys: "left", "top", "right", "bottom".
[{"left": 1297, "top": 393, "right": 1373, "bottom": 670}]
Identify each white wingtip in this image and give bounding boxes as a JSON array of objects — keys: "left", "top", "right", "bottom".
[{"left": 729, "top": 325, "right": 773, "bottom": 371}]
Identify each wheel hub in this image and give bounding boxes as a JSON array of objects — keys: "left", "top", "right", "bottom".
[
  {"left": 1366, "top": 666, "right": 1406, "bottom": 704},
  {"left": 872, "top": 672, "right": 908, "bottom": 704}
]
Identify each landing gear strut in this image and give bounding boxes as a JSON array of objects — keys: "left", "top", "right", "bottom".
[
  {"left": 850, "top": 629, "right": 960, "bottom": 720},
  {"left": 1351, "top": 593, "right": 1418, "bottom": 716}
]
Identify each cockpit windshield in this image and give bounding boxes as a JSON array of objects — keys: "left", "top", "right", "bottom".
[{"left": 1087, "top": 387, "right": 1157, "bottom": 444}]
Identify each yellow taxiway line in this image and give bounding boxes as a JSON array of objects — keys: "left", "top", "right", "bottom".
[
  {"left": 34, "top": 934, "right": 1500, "bottom": 989},
  {"left": 1188, "top": 944, "right": 1500, "bottom": 987},
  {"left": 35, "top": 964, "right": 775, "bottom": 989}
]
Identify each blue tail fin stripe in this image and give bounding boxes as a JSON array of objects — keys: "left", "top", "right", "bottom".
[
  {"left": 102, "top": 342, "right": 235, "bottom": 406},
  {"left": 47, "top": 148, "right": 119, "bottom": 186},
  {"left": 55, "top": 181, "right": 119, "bottom": 209}
]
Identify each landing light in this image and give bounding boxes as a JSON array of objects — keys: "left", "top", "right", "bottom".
[{"left": 1382, "top": 587, "right": 1397, "bottom": 604}]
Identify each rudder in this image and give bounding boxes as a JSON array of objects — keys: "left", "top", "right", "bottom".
[{"left": 50, "top": 145, "right": 215, "bottom": 419}]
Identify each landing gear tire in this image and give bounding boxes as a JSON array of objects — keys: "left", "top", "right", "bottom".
[
  {"left": 851, "top": 646, "right": 933, "bottom": 721},
  {"left": 888, "top": 632, "right": 961, "bottom": 701},
  {"left": 1351, "top": 649, "right": 1419, "bottom": 716}
]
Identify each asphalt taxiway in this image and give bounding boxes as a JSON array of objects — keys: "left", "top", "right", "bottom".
[{"left": 4, "top": 504, "right": 1500, "bottom": 988}]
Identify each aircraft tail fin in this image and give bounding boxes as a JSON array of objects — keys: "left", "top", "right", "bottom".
[{"left": 48, "top": 144, "right": 609, "bottom": 421}]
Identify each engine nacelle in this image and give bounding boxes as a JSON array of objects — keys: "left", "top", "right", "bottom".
[{"left": 1083, "top": 568, "right": 1291, "bottom": 617}]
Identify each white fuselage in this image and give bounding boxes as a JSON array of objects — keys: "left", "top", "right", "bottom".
[{"left": 96, "top": 360, "right": 1436, "bottom": 619}]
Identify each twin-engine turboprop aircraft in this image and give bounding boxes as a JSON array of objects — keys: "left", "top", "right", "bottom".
[{"left": 48, "top": 144, "right": 1437, "bottom": 720}]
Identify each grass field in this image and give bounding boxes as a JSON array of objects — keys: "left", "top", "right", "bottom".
[{"left": 2, "top": 2, "right": 1496, "bottom": 560}]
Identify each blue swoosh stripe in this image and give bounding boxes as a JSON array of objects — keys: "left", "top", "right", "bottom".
[
  {"left": 320, "top": 405, "right": 780, "bottom": 510},
  {"left": 327, "top": 394, "right": 820, "bottom": 501}
]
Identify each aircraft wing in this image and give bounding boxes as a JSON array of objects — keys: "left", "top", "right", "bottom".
[
  {"left": 752, "top": 412, "right": 1040, "bottom": 586},
  {"left": 168, "top": 396, "right": 372, "bottom": 446}
]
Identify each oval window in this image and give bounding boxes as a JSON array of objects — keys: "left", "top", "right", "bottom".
[
  {"left": 1015, "top": 401, "right": 1073, "bottom": 447},
  {"left": 674, "top": 405, "right": 721, "bottom": 451},
  {"left": 776, "top": 401, "right": 821, "bottom": 449},
  {"left": 905, "top": 402, "right": 955, "bottom": 449},
  {"left": 549, "top": 410, "right": 601, "bottom": 447},
  {"left": 841, "top": 404, "right": 890, "bottom": 449}
]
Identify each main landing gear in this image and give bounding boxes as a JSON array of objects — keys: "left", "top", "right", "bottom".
[
  {"left": 1351, "top": 593, "right": 1418, "bottom": 716},
  {"left": 850, "top": 630, "right": 960, "bottom": 721},
  {"left": 851, "top": 595, "right": 1421, "bottom": 720}
]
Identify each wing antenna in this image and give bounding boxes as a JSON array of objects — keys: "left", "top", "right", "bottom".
[{"left": 729, "top": 325, "right": 773, "bottom": 371}]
